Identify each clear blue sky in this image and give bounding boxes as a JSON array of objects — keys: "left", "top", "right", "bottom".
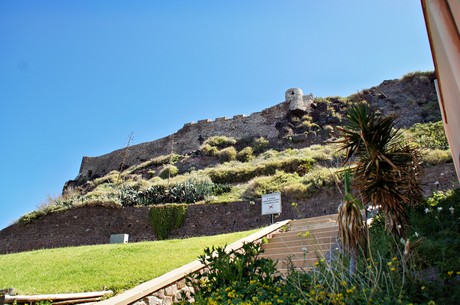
[{"left": 0, "top": 0, "right": 434, "bottom": 230}]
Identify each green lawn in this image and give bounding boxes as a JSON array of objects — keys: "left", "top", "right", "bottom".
[{"left": 0, "top": 229, "right": 260, "bottom": 295}]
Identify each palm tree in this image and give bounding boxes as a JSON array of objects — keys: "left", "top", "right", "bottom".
[{"left": 336, "top": 103, "right": 423, "bottom": 237}]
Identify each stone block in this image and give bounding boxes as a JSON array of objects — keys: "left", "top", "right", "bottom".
[
  {"left": 145, "top": 296, "right": 162, "bottom": 305},
  {"left": 153, "top": 288, "right": 165, "bottom": 299},
  {"left": 163, "top": 296, "right": 173, "bottom": 305},
  {"left": 176, "top": 279, "right": 186, "bottom": 289},
  {"left": 164, "top": 284, "right": 177, "bottom": 296},
  {"left": 110, "top": 234, "right": 128, "bottom": 244}
]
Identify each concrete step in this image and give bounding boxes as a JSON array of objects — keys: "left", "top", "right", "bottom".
[
  {"left": 268, "top": 232, "right": 337, "bottom": 245},
  {"left": 261, "top": 214, "right": 339, "bottom": 273},
  {"left": 291, "top": 214, "right": 338, "bottom": 223},
  {"left": 275, "top": 257, "right": 318, "bottom": 271},
  {"left": 289, "top": 214, "right": 338, "bottom": 225},
  {"left": 262, "top": 241, "right": 334, "bottom": 254},
  {"left": 260, "top": 248, "right": 328, "bottom": 261},
  {"left": 289, "top": 220, "right": 338, "bottom": 232},
  {"left": 271, "top": 226, "right": 339, "bottom": 238}
]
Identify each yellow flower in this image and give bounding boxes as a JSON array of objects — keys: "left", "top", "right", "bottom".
[
  {"left": 387, "top": 261, "right": 393, "bottom": 266},
  {"left": 448, "top": 271, "right": 454, "bottom": 276},
  {"left": 207, "top": 299, "right": 218, "bottom": 305},
  {"left": 427, "top": 301, "right": 436, "bottom": 305},
  {"left": 227, "top": 290, "right": 236, "bottom": 298},
  {"left": 390, "top": 267, "right": 396, "bottom": 271},
  {"left": 392, "top": 256, "right": 398, "bottom": 262}
]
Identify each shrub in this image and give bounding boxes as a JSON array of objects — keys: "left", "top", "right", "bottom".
[
  {"left": 206, "top": 155, "right": 314, "bottom": 184},
  {"left": 323, "top": 124, "right": 334, "bottom": 132},
  {"left": 205, "top": 136, "right": 237, "bottom": 149},
  {"left": 159, "top": 165, "right": 179, "bottom": 179},
  {"left": 408, "top": 121, "right": 448, "bottom": 149},
  {"left": 118, "top": 184, "right": 140, "bottom": 207},
  {"left": 149, "top": 204, "right": 188, "bottom": 240},
  {"left": 252, "top": 137, "right": 269, "bottom": 153},
  {"left": 301, "top": 120, "right": 320, "bottom": 130},
  {"left": 201, "top": 143, "right": 218, "bottom": 156},
  {"left": 237, "top": 146, "right": 254, "bottom": 162},
  {"left": 243, "top": 171, "right": 301, "bottom": 199},
  {"left": 185, "top": 242, "right": 284, "bottom": 303},
  {"left": 218, "top": 147, "right": 237, "bottom": 163},
  {"left": 408, "top": 189, "right": 460, "bottom": 275},
  {"left": 138, "top": 179, "right": 231, "bottom": 205},
  {"left": 420, "top": 148, "right": 452, "bottom": 165}
]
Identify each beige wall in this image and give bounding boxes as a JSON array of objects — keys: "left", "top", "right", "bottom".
[{"left": 422, "top": 0, "right": 460, "bottom": 181}]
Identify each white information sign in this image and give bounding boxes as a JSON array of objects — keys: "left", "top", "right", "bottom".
[{"left": 261, "top": 192, "right": 282, "bottom": 215}]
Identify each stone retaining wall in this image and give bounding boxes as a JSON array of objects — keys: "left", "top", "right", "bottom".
[
  {"left": 1, "top": 162, "right": 457, "bottom": 255},
  {"left": 0, "top": 186, "right": 341, "bottom": 254}
]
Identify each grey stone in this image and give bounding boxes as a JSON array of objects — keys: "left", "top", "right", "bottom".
[
  {"left": 145, "top": 296, "right": 162, "bottom": 305},
  {"left": 164, "top": 284, "right": 176, "bottom": 296}
]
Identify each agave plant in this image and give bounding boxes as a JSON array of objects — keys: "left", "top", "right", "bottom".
[{"left": 337, "top": 103, "right": 423, "bottom": 237}]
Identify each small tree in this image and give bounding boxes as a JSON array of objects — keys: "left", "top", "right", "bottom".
[{"left": 337, "top": 103, "right": 423, "bottom": 237}]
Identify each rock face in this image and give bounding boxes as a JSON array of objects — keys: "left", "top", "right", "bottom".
[{"left": 70, "top": 72, "right": 440, "bottom": 186}]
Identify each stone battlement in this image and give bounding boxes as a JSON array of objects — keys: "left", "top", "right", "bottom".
[{"left": 76, "top": 89, "right": 313, "bottom": 180}]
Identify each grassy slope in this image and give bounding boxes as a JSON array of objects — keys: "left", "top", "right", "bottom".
[{"left": 0, "top": 229, "right": 259, "bottom": 294}]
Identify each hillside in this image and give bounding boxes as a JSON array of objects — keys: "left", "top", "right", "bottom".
[{"left": 1, "top": 71, "right": 457, "bottom": 255}]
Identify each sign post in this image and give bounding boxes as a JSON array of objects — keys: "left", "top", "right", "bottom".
[{"left": 261, "top": 192, "right": 282, "bottom": 224}]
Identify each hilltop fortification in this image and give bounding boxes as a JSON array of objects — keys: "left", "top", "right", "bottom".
[
  {"left": 76, "top": 89, "right": 315, "bottom": 181},
  {"left": 72, "top": 72, "right": 439, "bottom": 186}
]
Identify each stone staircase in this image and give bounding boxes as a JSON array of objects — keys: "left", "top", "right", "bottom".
[{"left": 260, "top": 214, "right": 339, "bottom": 274}]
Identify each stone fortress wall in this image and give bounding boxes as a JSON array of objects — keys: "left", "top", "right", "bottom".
[
  {"left": 78, "top": 89, "right": 313, "bottom": 180},
  {"left": 76, "top": 71, "right": 440, "bottom": 182}
]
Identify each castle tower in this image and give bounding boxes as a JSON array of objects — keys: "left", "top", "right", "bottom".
[{"left": 287, "top": 88, "right": 308, "bottom": 113}]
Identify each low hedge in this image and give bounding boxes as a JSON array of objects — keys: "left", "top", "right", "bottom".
[{"left": 149, "top": 204, "right": 188, "bottom": 240}]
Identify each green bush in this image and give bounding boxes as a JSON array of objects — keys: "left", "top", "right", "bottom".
[
  {"left": 185, "top": 242, "right": 285, "bottom": 304},
  {"left": 409, "top": 121, "right": 449, "bottom": 149},
  {"left": 420, "top": 148, "right": 452, "bottom": 165},
  {"left": 124, "top": 154, "right": 182, "bottom": 175},
  {"left": 243, "top": 171, "right": 301, "bottom": 199},
  {"left": 205, "top": 136, "right": 237, "bottom": 149},
  {"left": 149, "top": 204, "right": 188, "bottom": 240},
  {"left": 201, "top": 143, "right": 218, "bottom": 156},
  {"left": 207, "top": 156, "right": 314, "bottom": 184},
  {"left": 408, "top": 189, "right": 460, "bottom": 275},
  {"left": 218, "top": 147, "right": 237, "bottom": 163},
  {"left": 137, "top": 179, "right": 231, "bottom": 205},
  {"left": 159, "top": 165, "right": 179, "bottom": 179},
  {"left": 252, "top": 137, "right": 269, "bottom": 153},
  {"left": 237, "top": 147, "right": 254, "bottom": 162}
]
